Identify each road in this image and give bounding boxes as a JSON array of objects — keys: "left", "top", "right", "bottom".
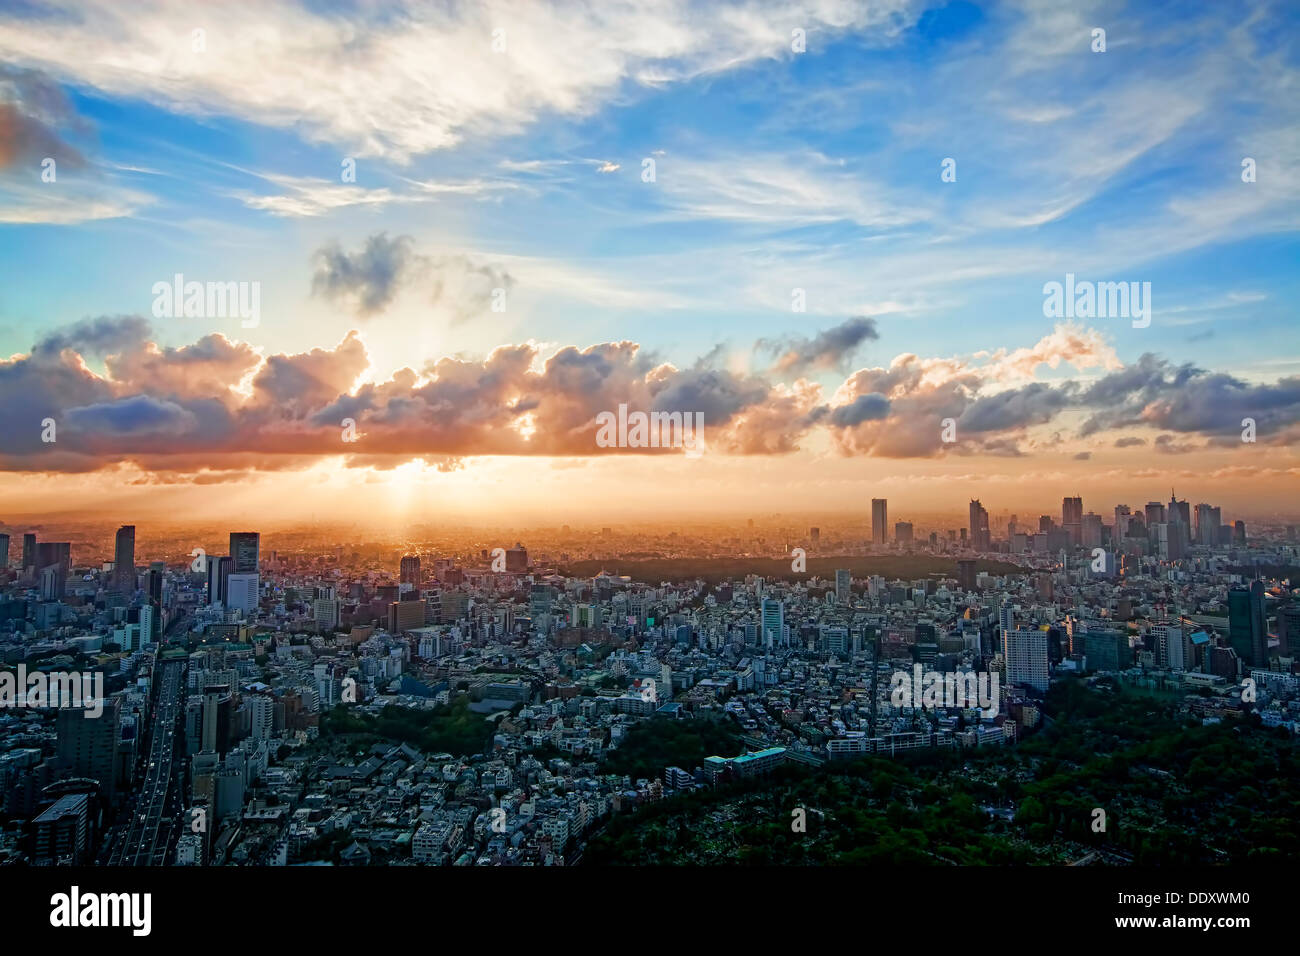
[{"left": 109, "top": 657, "right": 186, "bottom": 866}]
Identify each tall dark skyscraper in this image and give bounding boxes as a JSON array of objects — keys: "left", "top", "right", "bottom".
[
  {"left": 969, "top": 499, "right": 990, "bottom": 551},
  {"left": 22, "top": 533, "right": 36, "bottom": 571},
  {"left": 0, "top": 532, "right": 8, "bottom": 569},
  {"left": 147, "top": 568, "right": 163, "bottom": 639},
  {"left": 112, "top": 524, "right": 136, "bottom": 597},
  {"left": 871, "top": 498, "right": 888, "bottom": 545},
  {"left": 1228, "top": 581, "right": 1267, "bottom": 668},
  {"left": 229, "top": 532, "right": 260, "bottom": 573},
  {"left": 1062, "top": 496, "right": 1083, "bottom": 546},
  {"left": 208, "top": 555, "right": 231, "bottom": 606},
  {"left": 399, "top": 554, "right": 422, "bottom": 586}
]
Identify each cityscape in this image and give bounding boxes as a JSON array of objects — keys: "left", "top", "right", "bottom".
[{"left": 0, "top": 496, "right": 1297, "bottom": 868}]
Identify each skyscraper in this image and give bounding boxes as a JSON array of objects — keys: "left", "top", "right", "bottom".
[
  {"left": 871, "top": 498, "right": 887, "bottom": 545},
  {"left": 229, "top": 532, "right": 260, "bottom": 573},
  {"left": 760, "top": 598, "right": 784, "bottom": 648},
  {"left": 0, "top": 532, "right": 8, "bottom": 569},
  {"left": 57, "top": 697, "right": 121, "bottom": 800},
  {"left": 1003, "top": 628, "right": 1049, "bottom": 693},
  {"left": 834, "top": 569, "right": 851, "bottom": 603},
  {"left": 112, "top": 524, "right": 136, "bottom": 598},
  {"left": 1062, "top": 496, "right": 1083, "bottom": 547},
  {"left": 1228, "top": 581, "right": 1267, "bottom": 667},
  {"left": 969, "top": 499, "right": 990, "bottom": 551},
  {"left": 22, "top": 532, "right": 36, "bottom": 572},
  {"left": 399, "top": 554, "right": 422, "bottom": 586}
]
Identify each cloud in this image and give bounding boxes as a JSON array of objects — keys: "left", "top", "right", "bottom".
[
  {"left": 758, "top": 316, "right": 880, "bottom": 376},
  {"left": 4, "top": 317, "right": 1299, "bottom": 476},
  {"left": 0, "top": 1, "right": 924, "bottom": 163},
  {"left": 311, "top": 233, "right": 416, "bottom": 316}
]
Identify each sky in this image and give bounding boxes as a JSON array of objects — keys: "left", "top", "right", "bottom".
[{"left": 0, "top": 0, "right": 1298, "bottom": 525}]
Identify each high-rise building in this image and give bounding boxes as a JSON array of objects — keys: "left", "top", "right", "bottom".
[
  {"left": 112, "top": 525, "right": 136, "bottom": 597},
  {"left": 1233, "top": 521, "right": 1247, "bottom": 545},
  {"left": 1003, "top": 628, "right": 1050, "bottom": 693},
  {"left": 146, "top": 569, "right": 163, "bottom": 639},
  {"left": 1228, "top": 581, "right": 1267, "bottom": 667},
  {"left": 956, "top": 559, "right": 977, "bottom": 592},
  {"left": 1081, "top": 513, "right": 1103, "bottom": 549},
  {"left": 57, "top": 697, "right": 121, "bottom": 799},
  {"left": 399, "top": 555, "right": 422, "bottom": 586},
  {"left": 834, "top": 569, "right": 851, "bottom": 604},
  {"left": 894, "top": 521, "right": 914, "bottom": 545},
  {"left": 809, "top": 527, "right": 820, "bottom": 545},
  {"left": 22, "top": 533, "right": 36, "bottom": 572},
  {"left": 969, "top": 500, "right": 990, "bottom": 551},
  {"left": 871, "top": 499, "right": 888, "bottom": 545},
  {"left": 760, "top": 598, "right": 784, "bottom": 648},
  {"left": 207, "top": 555, "right": 231, "bottom": 606},
  {"left": 229, "top": 532, "right": 260, "bottom": 573},
  {"left": 1193, "top": 504, "right": 1221, "bottom": 547},
  {"left": 225, "top": 572, "right": 259, "bottom": 615},
  {"left": 505, "top": 542, "right": 528, "bottom": 573},
  {"left": 1062, "top": 497, "right": 1083, "bottom": 546},
  {"left": 0, "top": 532, "right": 9, "bottom": 569}
]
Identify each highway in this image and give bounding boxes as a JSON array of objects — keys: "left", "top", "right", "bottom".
[{"left": 109, "top": 657, "right": 186, "bottom": 866}]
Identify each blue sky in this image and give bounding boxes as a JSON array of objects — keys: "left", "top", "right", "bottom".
[{"left": 0, "top": 0, "right": 1297, "bottom": 519}]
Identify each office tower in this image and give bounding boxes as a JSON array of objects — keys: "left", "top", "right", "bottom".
[
  {"left": 999, "top": 605, "right": 1015, "bottom": 639},
  {"left": 1152, "top": 623, "right": 1187, "bottom": 671},
  {"left": 1114, "top": 505, "right": 1132, "bottom": 538},
  {"left": 894, "top": 521, "right": 914, "bottom": 544},
  {"left": 760, "top": 598, "right": 784, "bottom": 647},
  {"left": 1233, "top": 521, "right": 1246, "bottom": 545},
  {"left": 389, "top": 599, "right": 427, "bottom": 633},
  {"left": 1082, "top": 629, "right": 1130, "bottom": 672},
  {"left": 871, "top": 498, "right": 888, "bottom": 545},
  {"left": 36, "top": 541, "right": 71, "bottom": 573},
  {"left": 1003, "top": 628, "right": 1050, "bottom": 692},
  {"left": 229, "top": 532, "right": 260, "bottom": 573},
  {"left": 0, "top": 532, "right": 8, "bottom": 569},
  {"left": 112, "top": 524, "right": 136, "bottom": 596},
  {"left": 225, "top": 572, "right": 259, "bottom": 614},
  {"left": 1062, "top": 496, "right": 1083, "bottom": 546},
  {"left": 202, "top": 690, "right": 232, "bottom": 756},
  {"left": 956, "top": 559, "right": 977, "bottom": 592},
  {"left": 1167, "top": 491, "right": 1190, "bottom": 528},
  {"left": 1038, "top": 515, "right": 1052, "bottom": 532},
  {"left": 1228, "top": 581, "right": 1267, "bottom": 667},
  {"left": 1153, "top": 523, "right": 1186, "bottom": 560},
  {"left": 313, "top": 597, "right": 340, "bottom": 628},
  {"left": 146, "top": 569, "right": 163, "bottom": 639},
  {"left": 207, "top": 555, "right": 231, "bottom": 605},
  {"left": 1144, "top": 501, "right": 1166, "bottom": 528},
  {"left": 22, "top": 533, "right": 36, "bottom": 571},
  {"left": 969, "top": 499, "right": 990, "bottom": 551},
  {"left": 1193, "top": 504, "right": 1221, "bottom": 547},
  {"left": 834, "top": 569, "right": 851, "bottom": 603},
  {"left": 56, "top": 697, "right": 120, "bottom": 799},
  {"left": 399, "top": 554, "right": 422, "bottom": 586},
  {"left": 505, "top": 542, "right": 528, "bottom": 572},
  {"left": 1081, "top": 513, "right": 1103, "bottom": 549}
]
